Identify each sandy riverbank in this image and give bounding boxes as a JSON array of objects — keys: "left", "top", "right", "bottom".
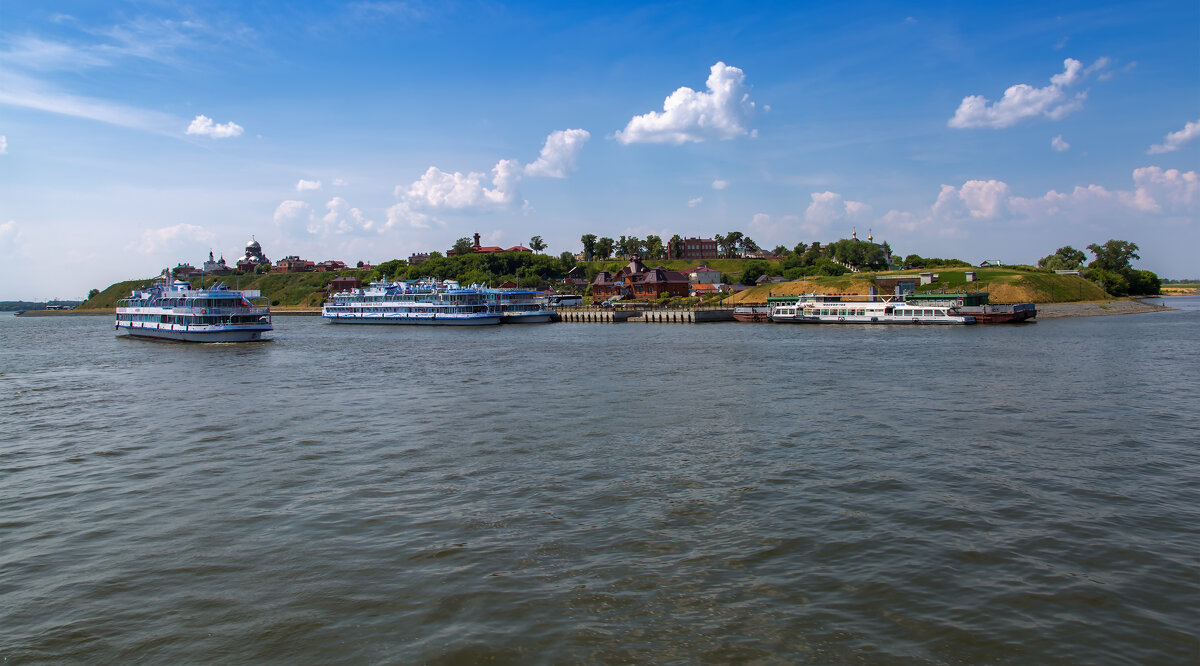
[{"left": 1034, "top": 299, "right": 1173, "bottom": 319}]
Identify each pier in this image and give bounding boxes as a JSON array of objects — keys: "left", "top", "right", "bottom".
[{"left": 554, "top": 307, "right": 734, "bottom": 323}]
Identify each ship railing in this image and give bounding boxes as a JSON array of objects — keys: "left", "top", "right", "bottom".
[{"left": 178, "top": 305, "right": 271, "bottom": 315}]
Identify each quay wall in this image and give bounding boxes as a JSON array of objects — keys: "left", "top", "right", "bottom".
[{"left": 555, "top": 308, "right": 734, "bottom": 323}]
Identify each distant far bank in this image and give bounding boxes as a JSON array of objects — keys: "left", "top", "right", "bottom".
[{"left": 67, "top": 263, "right": 1167, "bottom": 316}]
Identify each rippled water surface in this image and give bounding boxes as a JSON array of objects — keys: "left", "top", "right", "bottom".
[{"left": 2, "top": 300, "right": 1199, "bottom": 664}]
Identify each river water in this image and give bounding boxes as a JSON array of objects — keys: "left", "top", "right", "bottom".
[{"left": 2, "top": 300, "right": 1198, "bottom": 664}]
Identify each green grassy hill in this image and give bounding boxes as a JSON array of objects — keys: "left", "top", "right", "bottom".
[
  {"left": 77, "top": 270, "right": 373, "bottom": 310},
  {"left": 727, "top": 267, "right": 1109, "bottom": 304},
  {"left": 77, "top": 263, "right": 1112, "bottom": 310}
]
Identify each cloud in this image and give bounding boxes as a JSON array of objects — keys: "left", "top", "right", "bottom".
[
  {"left": 0, "top": 136, "right": 6, "bottom": 154},
  {"left": 186, "top": 114, "right": 244, "bottom": 138},
  {"left": 332, "top": 178, "right": 348, "bottom": 186},
  {"left": 712, "top": 179, "right": 729, "bottom": 190},
  {"left": 523, "top": 129, "right": 590, "bottom": 178},
  {"left": 1130, "top": 166, "right": 1199, "bottom": 213},
  {"left": 399, "top": 159, "right": 521, "bottom": 209},
  {"left": 1148, "top": 118, "right": 1200, "bottom": 154},
  {"left": 1051, "top": 135, "right": 1070, "bottom": 152},
  {"left": 136, "top": 223, "right": 214, "bottom": 254},
  {"left": 804, "top": 191, "right": 873, "bottom": 227},
  {"left": 882, "top": 167, "right": 1198, "bottom": 237},
  {"left": 688, "top": 197, "right": 703, "bottom": 207},
  {"left": 274, "top": 200, "right": 315, "bottom": 235},
  {"left": 0, "top": 69, "right": 179, "bottom": 135},
  {"left": 296, "top": 179, "right": 322, "bottom": 192},
  {"left": 320, "top": 197, "right": 377, "bottom": 234},
  {"left": 384, "top": 202, "right": 434, "bottom": 230},
  {"left": 613, "top": 62, "right": 758, "bottom": 145},
  {"left": 947, "top": 58, "right": 1107, "bottom": 129},
  {"left": 0, "top": 220, "right": 20, "bottom": 243},
  {"left": 387, "top": 129, "right": 588, "bottom": 231}
]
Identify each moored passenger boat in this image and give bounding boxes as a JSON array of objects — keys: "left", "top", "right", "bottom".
[
  {"left": 770, "top": 293, "right": 975, "bottom": 325},
  {"left": 903, "top": 292, "right": 1036, "bottom": 323},
  {"left": 115, "top": 276, "right": 272, "bottom": 342},
  {"left": 322, "top": 280, "right": 501, "bottom": 325},
  {"left": 483, "top": 289, "right": 556, "bottom": 323}
]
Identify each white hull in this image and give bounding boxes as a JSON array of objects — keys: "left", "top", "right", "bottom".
[
  {"left": 500, "top": 312, "right": 556, "bottom": 324},
  {"left": 322, "top": 313, "right": 501, "bottom": 325},
  {"left": 117, "top": 323, "right": 271, "bottom": 342},
  {"left": 772, "top": 314, "right": 974, "bottom": 325}
]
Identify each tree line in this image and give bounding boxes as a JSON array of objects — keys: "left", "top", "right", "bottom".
[{"left": 1038, "top": 240, "right": 1160, "bottom": 296}]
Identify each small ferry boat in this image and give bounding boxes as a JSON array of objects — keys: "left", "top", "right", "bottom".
[
  {"left": 323, "top": 280, "right": 501, "bottom": 325},
  {"left": 115, "top": 276, "right": 272, "bottom": 342},
  {"left": 770, "top": 293, "right": 976, "bottom": 325},
  {"left": 483, "top": 289, "right": 556, "bottom": 323},
  {"left": 903, "top": 292, "right": 1036, "bottom": 323}
]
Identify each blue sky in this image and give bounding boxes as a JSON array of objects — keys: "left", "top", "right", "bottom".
[{"left": 1, "top": 0, "right": 1196, "bottom": 299}]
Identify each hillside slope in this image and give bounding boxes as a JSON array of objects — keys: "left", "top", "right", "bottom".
[{"left": 726, "top": 268, "right": 1109, "bottom": 304}]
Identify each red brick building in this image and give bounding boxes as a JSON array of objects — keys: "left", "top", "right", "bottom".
[
  {"left": 591, "top": 256, "right": 690, "bottom": 301},
  {"left": 679, "top": 237, "right": 719, "bottom": 259}
]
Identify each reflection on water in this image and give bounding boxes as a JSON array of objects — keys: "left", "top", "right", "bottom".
[{"left": 2, "top": 301, "right": 1198, "bottom": 663}]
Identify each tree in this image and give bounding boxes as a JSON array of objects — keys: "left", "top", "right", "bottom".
[
  {"left": 595, "top": 237, "right": 614, "bottom": 259},
  {"left": 668, "top": 234, "right": 684, "bottom": 259},
  {"left": 772, "top": 245, "right": 791, "bottom": 257},
  {"left": 739, "top": 260, "right": 769, "bottom": 285},
  {"left": 87, "top": 288, "right": 100, "bottom": 300},
  {"left": 724, "top": 231, "right": 744, "bottom": 258},
  {"left": 529, "top": 236, "right": 547, "bottom": 253},
  {"left": 580, "top": 234, "right": 597, "bottom": 261},
  {"left": 452, "top": 237, "right": 475, "bottom": 256},
  {"left": 1087, "top": 240, "right": 1140, "bottom": 273},
  {"left": 1038, "top": 246, "right": 1086, "bottom": 271},
  {"left": 644, "top": 235, "right": 664, "bottom": 259}
]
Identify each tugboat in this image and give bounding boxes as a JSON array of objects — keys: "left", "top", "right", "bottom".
[{"left": 115, "top": 273, "right": 272, "bottom": 342}]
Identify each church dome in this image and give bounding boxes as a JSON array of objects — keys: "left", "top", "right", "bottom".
[{"left": 247, "top": 239, "right": 261, "bottom": 250}]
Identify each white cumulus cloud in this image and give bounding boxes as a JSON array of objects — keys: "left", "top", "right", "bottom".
[
  {"left": 883, "top": 167, "right": 1198, "bottom": 238},
  {"left": 804, "top": 191, "right": 873, "bottom": 227},
  {"left": 296, "top": 179, "right": 322, "bottom": 192},
  {"left": 948, "top": 58, "right": 1106, "bottom": 129},
  {"left": 613, "top": 62, "right": 757, "bottom": 145},
  {"left": 712, "top": 179, "right": 729, "bottom": 190},
  {"left": 0, "top": 135, "right": 7, "bottom": 154},
  {"left": 137, "top": 223, "right": 214, "bottom": 254},
  {"left": 400, "top": 159, "right": 522, "bottom": 209},
  {"left": 1130, "top": 166, "right": 1199, "bottom": 213},
  {"left": 1148, "top": 118, "right": 1200, "bottom": 154},
  {"left": 688, "top": 197, "right": 704, "bottom": 207},
  {"left": 185, "top": 114, "right": 244, "bottom": 138},
  {"left": 523, "top": 129, "right": 590, "bottom": 178},
  {"left": 274, "top": 200, "right": 315, "bottom": 235},
  {"left": 1051, "top": 135, "right": 1070, "bottom": 152}
]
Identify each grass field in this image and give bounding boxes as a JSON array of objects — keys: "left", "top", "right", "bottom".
[{"left": 726, "top": 267, "right": 1109, "bottom": 304}]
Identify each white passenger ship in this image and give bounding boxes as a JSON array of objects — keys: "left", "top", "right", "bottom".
[
  {"left": 323, "top": 280, "right": 502, "bottom": 325},
  {"left": 483, "top": 289, "right": 556, "bottom": 323},
  {"left": 115, "top": 276, "right": 272, "bottom": 342},
  {"left": 770, "top": 293, "right": 976, "bottom": 325}
]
